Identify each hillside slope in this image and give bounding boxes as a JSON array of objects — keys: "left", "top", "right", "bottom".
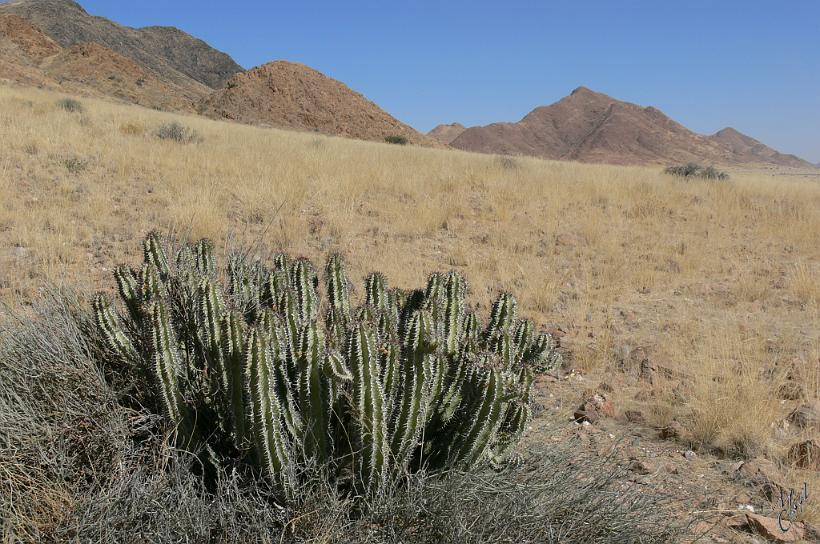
[
  {"left": 1, "top": 1, "right": 439, "bottom": 145},
  {"left": 0, "top": 12, "right": 57, "bottom": 85},
  {"left": 448, "top": 87, "right": 812, "bottom": 167},
  {"left": 199, "top": 61, "right": 437, "bottom": 145},
  {"left": 41, "top": 42, "right": 204, "bottom": 110},
  {"left": 428, "top": 122, "right": 466, "bottom": 144},
  {"left": 707, "top": 127, "right": 808, "bottom": 168},
  {"left": 0, "top": 0, "right": 242, "bottom": 91},
  {"left": 0, "top": 12, "right": 205, "bottom": 111}
]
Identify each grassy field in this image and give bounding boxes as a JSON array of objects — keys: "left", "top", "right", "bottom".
[{"left": 1, "top": 83, "right": 819, "bottom": 530}]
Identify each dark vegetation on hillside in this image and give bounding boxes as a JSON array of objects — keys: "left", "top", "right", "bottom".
[{"left": 664, "top": 163, "right": 729, "bottom": 181}]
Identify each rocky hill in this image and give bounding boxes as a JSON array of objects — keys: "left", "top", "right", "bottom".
[
  {"left": 2, "top": 1, "right": 807, "bottom": 160},
  {"left": 446, "top": 87, "right": 811, "bottom": 167},
  {"left": 0, "top": 12, "right": 57, "bottom": 86},
  {"left": 428, "top": 122, "right": 466, "bottom": 145},
  {"left": 707, "top": 127, "right": 809, "bottom": 168},
  {"left": 198, "top": 61, "right": 436, "bottom": 145},
  {"left": 0, "top": 0, "right": 241, "bottom": 91},
  {"left": 41, "top": 41, "right": 206, "bottom": 111},
  {"left": 0, "top": 0, "right": 438, "bottom": 145},
  {"left": 0, "top": 11, "right": 206, "bottom": 111}
]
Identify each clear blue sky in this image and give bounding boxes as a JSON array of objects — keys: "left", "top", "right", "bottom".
[{"left": 78, "top": 0, "right": 820, "bottom": 162}]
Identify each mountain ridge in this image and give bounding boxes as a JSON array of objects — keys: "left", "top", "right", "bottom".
[
  {"left": 434, "top": 87, "right": 811, "bottom": 167},
  {"left": 197, "top": 60, "right": 437, "bottom": 145},
  {"left": 0, "top": 0, "right": 435, "bottom": 145},
  {"left": 0, "top": 0, "right": 242, "bottom": 90},
  {"left": 0, "top": 10, "right": 206, "bottom": 111},
  {"left": 1, "top": 1, "right": 811, "bottom": 163},
  {"left": 428, "top": 122, "right": 466, "bottom": 145}
]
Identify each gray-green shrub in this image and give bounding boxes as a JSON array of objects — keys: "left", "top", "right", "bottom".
[
  {"left": 1, "top": 287, "right": 680, "bottom": 543},
  {"left": 384, "top": 135, "right": 409, "bottom": 145},
  {"left": 664, "top": 162, "right": 729, "bottom": 180},
  {"left": 155, "top": 121, "right": 202, "bottom": 144}
]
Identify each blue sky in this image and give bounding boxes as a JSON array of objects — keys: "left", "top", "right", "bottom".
[{"left": 77, "top": 1, "right": 820, "bottom": 162}]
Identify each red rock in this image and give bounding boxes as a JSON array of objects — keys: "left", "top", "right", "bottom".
[
  {"left": 691, "top": 520, "right": 715, "bottom": 536},
  {"left": 737, "top": 458, "right": 783, "bottom": 500},
  {"left": 628, "top": 459, "right": 655, "bottom": 475},
  {"left": 738, "top": 458, "right": 779, "bottom": 483},
  {"left": 745, "top": 513, "right": 804, "bottom": 542},
  {"left": 725, "top": 515, "right": 748, "bottom": 529},
  {"left": 573, "top": 393, "right": 615, "bottom": 423},
  {"left": 733, "top": 492, "right": 753, "bottom": 505}
]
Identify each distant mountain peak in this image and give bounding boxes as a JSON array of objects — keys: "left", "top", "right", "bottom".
[
  {"left": 715, "top": 126, "right": 741, "bottom": 135},
  {"left": 570, "top": 85, "right": 593, "bottom": 95},
  {"left": 567, "top": 86, "right": 613, "bottom": 100},
  {"left": 447, "top": 89, "right": 811, "bottom": 168},
  {"left": 428, "top": 122, "right": 467, "bottom": 144},
  {"left": 3, "top": 0, "right": 88, "bottom": 14}
]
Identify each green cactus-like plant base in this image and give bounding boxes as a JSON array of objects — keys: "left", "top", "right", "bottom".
[{"left": 93, "top": 233, "right": 561, "bottom": 503}]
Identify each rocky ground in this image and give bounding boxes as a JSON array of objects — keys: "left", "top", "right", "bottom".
[{"left": 527, "top": 359, "right": 819, "bottom": 543}]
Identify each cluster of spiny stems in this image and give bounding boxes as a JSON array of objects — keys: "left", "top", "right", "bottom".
[{"left": 94, "top": 233, "right": 562, "bottom": 501}]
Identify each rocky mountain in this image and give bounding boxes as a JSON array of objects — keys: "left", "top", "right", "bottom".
[
  {"left": 0, "top": 12, "right": 58, "bottom": 86},
  {"left": 41, "top": 41, "right": 206, "bottom": 111},
  {"left": 0, "top": 11, "right": 207, "bottom": 111},
  {"left": 198, "top": 61, "right": 436, "bottom": 145},
  {"left": 0, "top": 0, "right": 437, "bottom": 145},
  {"left": 428, "top": 122, "right": 466, "bottom": 145},
  {"left": 445, "top": 87, "right": 811, "bottom": 168},
  {"left": 3, "top": 1, "right": 808, "bottom": 160},
  {"left": 707, "top": 127, "right": 810, "bottom": 168},
  {"left": 0, "top": 0, "right": 241, "bottom": 91}
]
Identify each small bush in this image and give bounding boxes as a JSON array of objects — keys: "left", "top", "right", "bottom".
[
  {"left": 0, "top": 291, "right": 130, "bottom": 540},
  {"left": 664, "top": 163, "right": 728, "bottom": 180},
  {"left": 50, "top": 442, "right": 683, "bottom": 543},
  {"left": 64, "top": 156, "right": 88, "bottom": 174},
  {"left": 384, "top": 135, "right": 409, "bottom": 145},
  {"left": 155, "top": 121, "right": 202, "bottom": 144},
  {"left": 496, "top": 155, "right": 520, "bottom": 171},
  {"left": 120, "top": 122, "right": 146, "bottom": 137},
  {"left": 57, "top": 98, "right": 84, "bottom": 113}
]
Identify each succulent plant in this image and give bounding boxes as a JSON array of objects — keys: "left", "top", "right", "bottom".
[{"left": 94, "top": 232, "right": 562, "bottom": 502}]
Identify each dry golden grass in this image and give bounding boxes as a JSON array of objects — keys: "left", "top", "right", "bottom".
[{"left": 1, "top": 84, "right": 818, "bottom": 521}]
